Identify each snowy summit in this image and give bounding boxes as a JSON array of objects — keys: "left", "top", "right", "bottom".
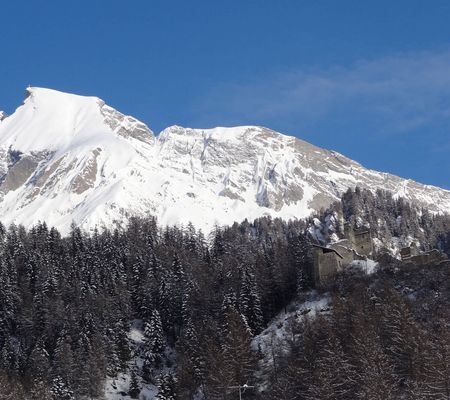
[{"left": 0, "top": 87, "right": 449, "bottom": 234}]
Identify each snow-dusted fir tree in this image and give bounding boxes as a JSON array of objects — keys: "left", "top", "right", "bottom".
[
  {"left": 239, "top": 269, "right": 263, "bottom": 335},
  {"left": 156, "top": 372, "right": 177, "bottom": 400},
  {"left": 142, "top": 309, "right": 165, "bottom": 380},
  {"left": 50, "top": 376, "right": 74, "bottom": 400},
  {"left": 222, "top": 308, "right": 256, "bottom": 387},
  {"left": 51, "top": 332, "right": 74, "bottom": 393},
  {"left": 128, "top": 365, "right": 141, "bottom": 399}
]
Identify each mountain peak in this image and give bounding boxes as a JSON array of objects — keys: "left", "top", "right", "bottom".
[
  {"left": 0, "top": 111, "right": 6, "bottom": 121},
  {"left": 0, "top": 87, "right": 154, "bottom": 153},
  {"left": 0, "top": 86, "right": 448, "bottom": 234},
  {"left": 25, "top": 86, "right": 100, "bottom": 101}
]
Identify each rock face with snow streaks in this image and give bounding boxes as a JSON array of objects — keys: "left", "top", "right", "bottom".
[{"left": 0, "top": 87, "right": 448, "bottom": 234}]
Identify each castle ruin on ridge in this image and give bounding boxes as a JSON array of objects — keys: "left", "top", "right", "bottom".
[
  {"left": 310, "top": 223, "right": 374, "bottom": 286},
  {"left": 400, "top": 246, "right": 448, "bottom": 266},
  {"left": 310, "top": 221, "right": 448, "bottom": 286}
]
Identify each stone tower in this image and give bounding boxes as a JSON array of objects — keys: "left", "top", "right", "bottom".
[{"left": 344, "top": 222, "right": 373, "bottom": 256}]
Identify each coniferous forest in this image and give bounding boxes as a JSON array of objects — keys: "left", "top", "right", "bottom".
[{"left": 1, "top": 188, "right": 450, "bottom": 399}]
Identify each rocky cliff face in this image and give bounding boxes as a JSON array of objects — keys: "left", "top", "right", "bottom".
[{"left": 0, "top": 87, "right": 448, "bottom": 234}]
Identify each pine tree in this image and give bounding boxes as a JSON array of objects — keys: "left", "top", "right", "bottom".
[
  {"left": 306, "top": 333, "right": 356, "bottom": 400},
  {"left": 380, "top": 290, "right": 424, "bottom": 384},
  {"left": 169, "top": 254, "right": 185, "bottom": 339},
  {"left": 28, "top": 339, "right": 50, "bottom": 390},
  {"left": 0, "top": 371, "right": 26, "bottom": 399},
  {"left": 291, "top": 233, "right": 311, "bottom": 294},
  {"left": 52, "top": 332, "right": 74, "bottom": 390},
  {"left": 115, "top": 318, "right": 131, "bottom": 372},
  {"left": 128, "top": 366, "right": 141, "bottom": 399},
  {"left": 353, "top": 323, "right": 398, "bottom": 400},
  {"left": 0, "top": 259, "right": 17, "bottom": 345},
  {"left": 270, "top": 359, "right": 306, "bottom": 400},
  {"left": 219, "top": 308, "right": 256, "bottom": 389},
  {"left": 29, "top": 379, "right": 53, "bottom": 400},
  {"left": 156, "top": 372, "right": 177, "bottom": 400},
  {"left": 420, "top": 318, "right": 450, "bottom": 399},
  {"left": 142, "top": 309, "right": 165, "bottom": 380},
  {"left": 239, "top": 269, "right": 263, "bottom": 335},
  {"left": 0, "top": 337, "right": 22, "bottom": 373},
  {"left": 50, "top": 376, "right": 74, "bottom": 400},
  {"left": 177, "top": 318, "right": 206, "bottom": 397}
]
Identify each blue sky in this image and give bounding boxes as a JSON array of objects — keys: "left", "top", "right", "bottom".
[{"left": 1, "top": 1, "right": 449, "bottom": 188}]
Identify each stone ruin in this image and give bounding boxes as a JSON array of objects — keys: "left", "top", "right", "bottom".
[
  {"left": 400, "top": 246, "right": 448, "bottom": 267},
  {"left": 310, "top": 224, "right": 374, "bottom": 286}
]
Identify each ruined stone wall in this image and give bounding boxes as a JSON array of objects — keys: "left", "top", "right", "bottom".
[
  {"left": 314, "top": 251, "right": 341, "bottom": 285},
  {"left": 404, "top": 249, "right": 448, "bottom": 267},
  {"left": 400, "top": 246, "right": 420, "bottom": 261},
  {"left": 352, "top": 231, "right": 372, "bottom": 256},
  {"left": 329, "top": 241, "right": 354, "bottom": 266}
]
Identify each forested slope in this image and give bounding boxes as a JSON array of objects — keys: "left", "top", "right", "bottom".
[{"left": 0, "top": 188, "right": 449, "bottom": 399}]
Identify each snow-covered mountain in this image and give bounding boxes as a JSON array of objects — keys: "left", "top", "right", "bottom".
[{"left": 0, "top": 87, "right": 449, "bottom": 235}]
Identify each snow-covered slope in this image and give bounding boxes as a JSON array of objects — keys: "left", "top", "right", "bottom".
[{"left": 0, "top": 87, "right": 449, "bottom": 234}]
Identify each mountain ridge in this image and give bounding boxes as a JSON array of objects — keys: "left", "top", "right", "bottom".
[{"left": 0, "top": 87, "right": 448, "bottom": 234}]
